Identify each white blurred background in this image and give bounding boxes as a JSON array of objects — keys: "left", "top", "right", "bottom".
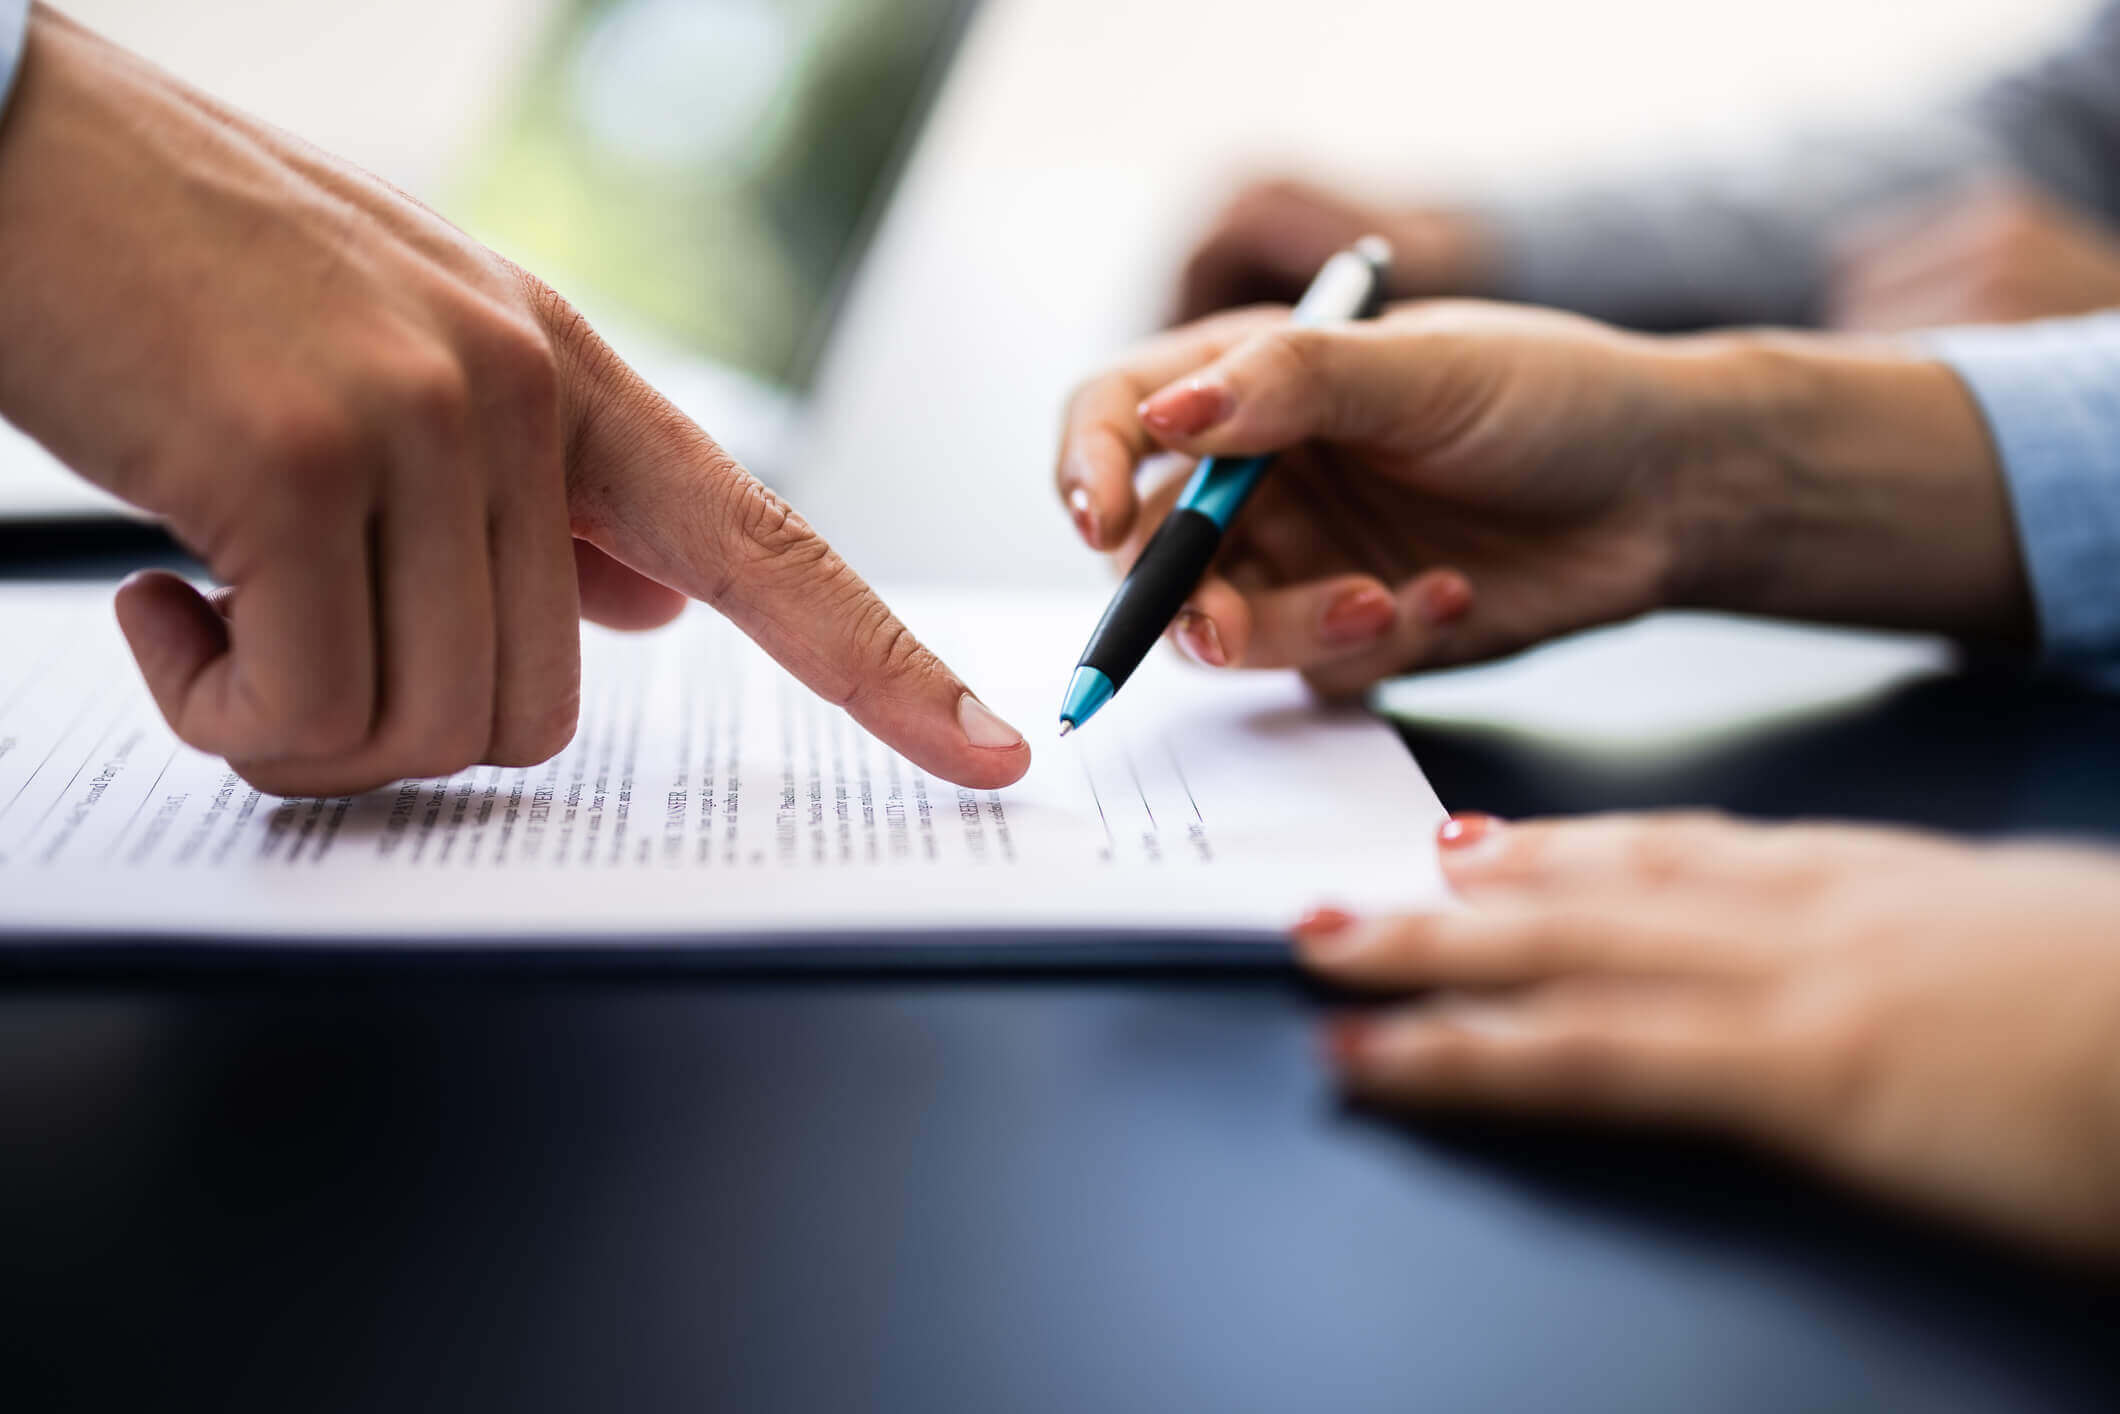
[{"left": 59, "top": 0, "right": 2093, "bottom": 221}]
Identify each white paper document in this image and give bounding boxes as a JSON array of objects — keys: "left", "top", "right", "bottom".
[{"left": 0, "top": 583, "right": 1445, "bottom": 952}]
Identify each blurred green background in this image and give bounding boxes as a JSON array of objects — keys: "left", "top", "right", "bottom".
[{"left": 453, "top": 0, "right": 961, "bottom": 389}]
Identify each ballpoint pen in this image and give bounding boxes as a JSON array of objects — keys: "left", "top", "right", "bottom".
[{"left": 1057, "top": 235, "right": 1393, "bottom": 736}]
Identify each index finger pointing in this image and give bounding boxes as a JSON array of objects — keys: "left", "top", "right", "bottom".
[{"left": 552, "top": 303, "right": 1029, "bottom": 790}]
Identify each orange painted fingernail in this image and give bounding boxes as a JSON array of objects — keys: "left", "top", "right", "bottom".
[
  {"left": 1320, "top": 586, "right": 1396, "bottom": 646},
  {"left": 1293, "top": 906, "right": 1362, "bottom": 960},
  {"left": 1174, "top": 610, "right": 1228, "bottom": 668},
  {"left": 1293, "top": 906, "right": 1355, "bottom": 939},
  {"left": 1437, "top": 813, "right": 1502, "bottom": 850},
  {"left": 1140, "top": 378, "right": 1235, "bottom": 437}
]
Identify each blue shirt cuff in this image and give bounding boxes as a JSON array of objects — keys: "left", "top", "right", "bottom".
[
  {"left": 0, "top": 1, "right": 25, "bottom": 124},
  {"left": 1928, "top": 314, "right": 2120, "bottom": 690}
]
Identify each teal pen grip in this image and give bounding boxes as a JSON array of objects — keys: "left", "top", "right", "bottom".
[
  {"left": 1174, "top": 453, "right": 1271, "bottom": 530},
  {"left": 1058, "top": 239, "right": 1392, "bottom": 733},
  {"left": 1170, "top": 239, "right": 1390, "bottom": 532}
]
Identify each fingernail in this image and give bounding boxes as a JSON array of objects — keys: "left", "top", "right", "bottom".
[
  {"left": 1437, "top": 813, "right": 1503, "bottom": 853},
  {"left": 1067, "top": 487, "right": 1101, "bottom": 549},
  {"left": 1323, "top": 1017, "right": 1375, "bottom": 1069},
  {"left": 1140, "top": 378, "right": 1235, "bottom": 438},
  {"left": 1293, "top": 906, "right": 1362, "bottom": 959},
  {"left": 1319, "top": 586, "right": 1396, "bottom": 646},
  {"left": 957, "top": 692, "right": 1025, "bottom": 750},
  {"left": 1174, "top": 611, "right": 1227, "bottom": 668},
  {"left": 1417, "top": 572, "right": 1473, "bottom": 625}
]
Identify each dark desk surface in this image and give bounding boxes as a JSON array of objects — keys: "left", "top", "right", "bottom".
[{"left": 7, "top": 540, "right": 2120, "bottom": 1413}]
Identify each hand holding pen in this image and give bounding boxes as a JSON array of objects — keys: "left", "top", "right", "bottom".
[
  {"left": 1051, "top": 291, "right": 1969, "bottom": 711},
  {"left": 1058, "top": 239, "right": 1394, "bottom": 733}
]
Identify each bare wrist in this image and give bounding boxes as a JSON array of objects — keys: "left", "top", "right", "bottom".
[{"left": 1655, "top": 331, "right": 2033, "bottom": 647}]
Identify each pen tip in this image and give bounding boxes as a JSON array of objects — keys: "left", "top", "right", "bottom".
[{"left": 1057, "top": 720, "right": 1074, "bottom": 738}]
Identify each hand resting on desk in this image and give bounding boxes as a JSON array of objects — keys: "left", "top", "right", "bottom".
[
  {"left": 0, "top": 6, "right": 1028, "bottom": 797},
  {"left": 1298, "top": 813, "right": 2120, "bottom": 1262}
]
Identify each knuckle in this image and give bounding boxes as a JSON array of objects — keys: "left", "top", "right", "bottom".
[
  {"left": 1254, "top": 328, "right": 1336, "bottom": 416},
  {"left": 701, "top": 473, "right": 837, "bottom": 608},
  {"left": 833, "top": 600, "right": 938, "bottom": 712},
  {"left": 389, "top": 348, "right": 474, "bottom": 442},
  {"left": 478, "top": 316, "right": 562, "bottom": 424},
  {"left": 733, "top": 477, "right": 798, "bottom": 548},
  {"left": 861, "top": 602, "right": 929, "bottom": 675},
  {"left": 1623, "top": 830, "right": 1693, "bottom": 887},
  {"left": 233, "top": 677, "right": 372, "bottom": 761},
  {"left": 730, "top": 476, "right": 822, "bottom": 564},
  {"left": 493, "top": 685, "right": 581, "bottom": 766},
  {"left": 164, "top": 410, "right": 363, "bottom": 563},
  {"left": 1253, "top": 326, "right": 1317, "bottom": 384},
  {"left": 1620, "top": 812, "right": 1726, "bottom": 885},
  {"left": 243, "top": 398, "right": 366, "bottom": 492}
]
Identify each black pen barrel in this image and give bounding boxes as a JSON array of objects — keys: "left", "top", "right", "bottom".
[{"left": 1078, "top": 508, "right": 1224, "bottom": 689}]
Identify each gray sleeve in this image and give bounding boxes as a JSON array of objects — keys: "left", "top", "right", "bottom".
[{"left": 1482, "top": 2, "right": 2120, "bottom": 330}]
